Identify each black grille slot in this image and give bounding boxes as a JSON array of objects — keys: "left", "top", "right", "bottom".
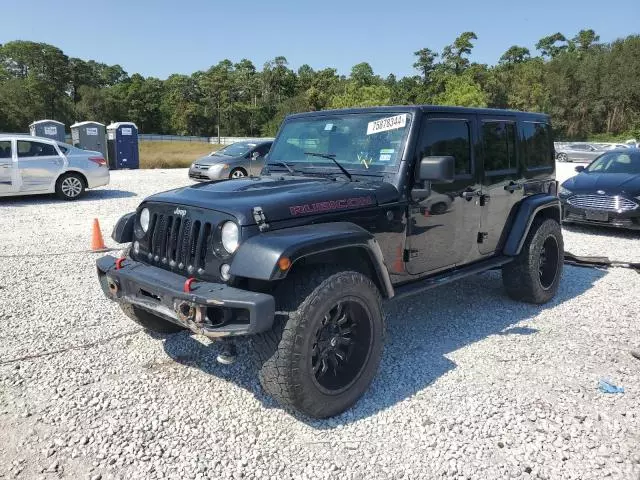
[
  {"left": 145, "top": 210, "right": 213, "bottom": 274},
  {"left": 168, "top": 217, "right": 181, "bottom": 262}
]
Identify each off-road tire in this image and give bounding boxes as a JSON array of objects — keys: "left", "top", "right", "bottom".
[
  {"left": 119, "top": 303, "right": 185, "bottom": 334},
  {"left": 252, "top": 267, "right": 385, "bottom": 418},
  {"left": 502, "top": 217, "right": 564, "bottom": 304},
  {"left": 55, "top": 172, "right": 86, "bottom": 200}
]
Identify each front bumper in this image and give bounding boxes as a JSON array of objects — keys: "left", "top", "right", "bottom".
[
  {"left": 188, "top": 165, "right": 227, "bottom": 182},
  {"left": 97, "top": 255, "right": 275, "bottom": 337},
  {"left": 561, "top": 201, "right": 640, "bottom": 230}
]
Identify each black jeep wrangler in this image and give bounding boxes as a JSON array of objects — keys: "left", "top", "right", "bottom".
[{"left": 97, "top": 106, "right": 563, "bottom": 418}]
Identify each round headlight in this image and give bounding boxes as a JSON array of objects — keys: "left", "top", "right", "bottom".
[
  {"left": 140, "top": 208, "right": 150, "bottom": 232},
  {"left": 220, "top": 221, "right": 239, "bottom": 254}
]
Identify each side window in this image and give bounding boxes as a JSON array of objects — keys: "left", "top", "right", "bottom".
[
  {"left": 0, "top": 140, "right": 11, "bottom": 159},
  {"left": 522, "top": 122, "right": 553, "bottom": 169},
  {"left": 421, "top": 120, "right": 472, "bottom": 176},
  {"left": 17, "top": 141, "right": 59, "bottom": 157},
  {"left": 58, "top": 144, "right": 69, "bottom": 154},
  {"left": 482, "top": 121, "right": 517, "bottom": 172},
  {"left": 257, "top": 144, "right": 271, "bottom": 156}
]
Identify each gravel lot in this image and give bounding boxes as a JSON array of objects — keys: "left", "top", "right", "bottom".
[{"left": 1, "top": 165, "right": 639, "bottom": 480}]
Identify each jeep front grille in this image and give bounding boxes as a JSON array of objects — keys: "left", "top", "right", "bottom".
[
  {"left": 567, "top": 195, "right": 637, "bottom": 212},
  {"left": 147, "top": 213, "right": 213, "bottom": 274}
]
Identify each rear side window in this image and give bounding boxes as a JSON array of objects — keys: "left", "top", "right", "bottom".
[
  {"left": 0, "top": 140, "right": 11, "bottom": 159},
  {"left": 420, "top": 120, "right": 472, "bottom": 176},
  {"left": 522, "top": 122, "right": 553, "bottom": 169},
  {"left": 482, "top": 121, "right": 517, "bottom": 172},
  {"left": 17, "top": 141, "right": 59, "bottom": 157}
]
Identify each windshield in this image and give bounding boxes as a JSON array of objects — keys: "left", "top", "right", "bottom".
[
  {"left": 268, "top": 112, "right": 412, "bottom": 173},
  {"left": 213, "top": 142, "right": 256, "bottom": 157},
  {"left": 586, "top": 151, "right": 640, "bottom": 174}
]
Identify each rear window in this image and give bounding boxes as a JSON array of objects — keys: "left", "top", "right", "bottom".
[{"left": 522, "top": 122, "right": 553, "bottom": 169}]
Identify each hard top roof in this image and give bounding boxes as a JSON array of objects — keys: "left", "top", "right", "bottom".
[{"left": 285, "top": 105, "right": 549, "bottom": 122}]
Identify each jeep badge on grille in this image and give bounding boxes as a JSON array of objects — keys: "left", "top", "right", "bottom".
[{"left": 174, "top": 207, "right": 187, "bottom": 216}]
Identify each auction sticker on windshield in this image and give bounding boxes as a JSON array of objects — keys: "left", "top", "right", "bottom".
[{"left": 367, "top": 114, "right": 407, "bottom": 135}]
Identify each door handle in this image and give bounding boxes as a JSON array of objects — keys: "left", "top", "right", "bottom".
[
  {"left": 461, "top": 190, "right": 481, "bottom": 200},
  {"left": 504, "top": 182, "right": 523, "bottom": 192}
]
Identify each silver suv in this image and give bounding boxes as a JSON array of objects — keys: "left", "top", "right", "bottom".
[{"left": 0, "top": 134, "right": 110, "bottom": 200}]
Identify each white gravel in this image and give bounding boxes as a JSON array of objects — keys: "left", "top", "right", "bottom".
[{"left": 1, "top": 166, "right": 639, "bottom": 480}]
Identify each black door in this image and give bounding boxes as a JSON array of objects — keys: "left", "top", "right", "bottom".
[
  {"left": 407, "top": 114, "right": 482, "bottom": 275},
  {"left": 478, "top": 115, "right": 523, "bottom": 255}
]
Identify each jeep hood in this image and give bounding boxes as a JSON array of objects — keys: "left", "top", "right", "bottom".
[{"left": 146, "top": 175, "right": 400, "bottom": 225}]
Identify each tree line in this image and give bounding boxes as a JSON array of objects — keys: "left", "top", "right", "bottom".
[{"left": 1, "top": 30, "right": 639, "bottom": 140}]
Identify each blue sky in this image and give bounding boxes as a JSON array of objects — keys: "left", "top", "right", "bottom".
[{"left": 2, "top": 0, "right": 638, "bottom": 79}]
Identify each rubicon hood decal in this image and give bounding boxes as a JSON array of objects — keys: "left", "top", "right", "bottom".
[{"left": 289, "top": 196, "right": 374, "bottom": 216}]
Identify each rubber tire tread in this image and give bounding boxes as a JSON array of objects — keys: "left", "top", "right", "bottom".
[
  {"left": 502, "top": 217, "right": 564, "bottom": 304},
  {"left": 252, "top": 266, "right": 384, "bottom": 418}
]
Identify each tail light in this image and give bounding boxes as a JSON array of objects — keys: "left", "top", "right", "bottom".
[{"left": 89, "top": 156, "right": 106, "bottom": 166}]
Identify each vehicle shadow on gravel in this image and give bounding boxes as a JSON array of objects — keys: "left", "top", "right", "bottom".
[
  {"left": 160, "top": 265, "right": 606, "bottom": 427},
  {"left": 0, "top": 189, "right": 136, "bottom": 206}
]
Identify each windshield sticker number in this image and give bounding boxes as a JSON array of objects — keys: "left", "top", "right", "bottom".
[
  {"left": 324, "top": 123, "right": 335, "bottom": 131},
  {"left": 379, "top": 148, "right": 394, "bottom": 162},
  {"left": 367, "top": 114, "right": 407, "bottom": 135}
]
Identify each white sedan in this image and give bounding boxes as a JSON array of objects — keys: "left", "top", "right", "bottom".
[{"left": 0, "top": 134, "right": 110, "bottom": 200}]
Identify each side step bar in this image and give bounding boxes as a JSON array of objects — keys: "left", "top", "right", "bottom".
[{"left": 391, "top": 256, "right": 513, "bottom": 301}]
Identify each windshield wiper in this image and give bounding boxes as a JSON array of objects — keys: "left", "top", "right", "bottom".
[
  {"left": 266, "top": 161, "right": 295, "bottom": 175},
  {"left": 303, "top": 152, "right": 353, "bottom": 181}
]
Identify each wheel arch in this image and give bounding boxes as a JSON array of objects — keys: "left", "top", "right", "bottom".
[
  {"left": 229, "top": 222, "right": 395, "bottom": 298},
  {"left": 57, "top": 169, "right": 88, "bottom": 188},
  {"left": 503, "top": 195, "right": 561, "bottom": 256}
]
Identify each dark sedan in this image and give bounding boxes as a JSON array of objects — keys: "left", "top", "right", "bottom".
[{"left": 559, "top": 148, "right": 640, "bottom": 230}]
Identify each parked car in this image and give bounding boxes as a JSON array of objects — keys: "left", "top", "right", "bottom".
[
  {"left": 560, "top": 148, "right": 640, "bottom": 229},
  {"left": 97, "top": 105, "right": 563, "bottom": 418},
  {"left": 0, "top": 134, "right": 109, "bottom": 200},
  {"left": 555, "top": 143, "right": 603, "bottom": 163},
  {"left": 188, "top": 141, "right": 272, "bottom": 181}
]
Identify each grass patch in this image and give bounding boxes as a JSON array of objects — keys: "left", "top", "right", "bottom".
[{"left": 139, "top": 141, "right": 222, "bottom": 169}]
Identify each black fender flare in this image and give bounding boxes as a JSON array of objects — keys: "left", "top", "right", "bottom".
[
  {"left": 503, "top": 195, "right": 561, "bottom": 256},
  {"left": 111, "top": 212, "right": 135, "bottom": 243},
  {"left": 229, "top": 222, "right": 395, "bottom": 298}
]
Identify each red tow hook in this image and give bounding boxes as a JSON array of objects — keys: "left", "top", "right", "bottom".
[
  {"left": 115, "top": 257, "right": 126, "bottom": 270},
  {"left": 184, "top": 277, "right": 196, "bottom": 293}
]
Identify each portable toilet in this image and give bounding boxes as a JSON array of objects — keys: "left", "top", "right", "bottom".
[
  {"left": 29, "top": 119, "right": 66, "bottom": 143},
  {"left": 106, "top": 122, "right": 139, "bottom": 169},
  {"left": 70, "top": 121, "right": 107, "bottom": 158}
]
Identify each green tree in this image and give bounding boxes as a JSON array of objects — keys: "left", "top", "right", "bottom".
[
  {"left": 350, "top": 62, "right": 376, "bottom": 86},
  {"left": 413, "top": 48, "right": 438, "bottom": 82},
  {"left": 442, "top": 32, "right": 477, "bottom": 73},
  {"left": 330, "top": 83, "right": 391, "bottom": 109},
  {"left": 499, "top": 46, "right": 531, "bottom": 65},
  {"left": 536, "top": 33, "right": 569, "bottom": 58},
  {"left": 433, "top": 73, "right": 487, "bottom": 107}
]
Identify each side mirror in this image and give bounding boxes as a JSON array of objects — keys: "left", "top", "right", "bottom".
[
  {"left": 575, "top": 165, "right": 585, "bottom": 173},
  {"left": 251, "top": 151, "right": 260, "bottom": 160},
  {"left": 419, "top": 156, "right": 455, "bottom": 183}
]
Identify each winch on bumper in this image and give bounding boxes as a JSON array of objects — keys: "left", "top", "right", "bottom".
[{"left": 96, "top": 256, "right": 275, "bottom": 337}]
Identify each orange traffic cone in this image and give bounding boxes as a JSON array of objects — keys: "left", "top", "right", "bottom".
[{"left": 91, "top": 218, "right": 108, "bottom": 252}]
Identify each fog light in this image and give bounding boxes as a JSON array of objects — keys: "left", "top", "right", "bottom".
[
  {"left": 133, "top": 241, "right": 140, "bottom": 254},
  {"left": 220, "top": 263, "right": 231, "bottom": 281}
]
